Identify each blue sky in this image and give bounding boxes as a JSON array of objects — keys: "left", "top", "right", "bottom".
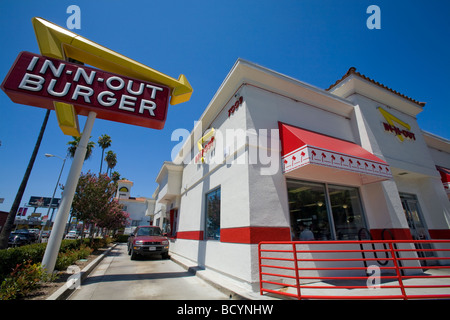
[{"left": 0, "top": 0, "right": 449, "bottom": 215}]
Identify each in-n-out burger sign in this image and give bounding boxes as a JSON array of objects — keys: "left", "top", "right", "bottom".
[
  {"left": 378, "top": 107, "right": 415, "bottom": 142},
  {"left": 1, "top": 51, "right": 170, "bottom": 129}
]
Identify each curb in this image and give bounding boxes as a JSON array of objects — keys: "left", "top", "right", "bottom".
[{"left": 46, "top": 243, "right": 117, "bottom": 300}]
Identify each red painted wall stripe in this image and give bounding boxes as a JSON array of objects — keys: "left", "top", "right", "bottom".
[
  {"left": 175, "top": 231, "right": 204, "bottom": 240},
  {"left": 174, "top": 227, "right": 450, "bottom": 242},
  {"left": 220, "top": 227, "right": 291, "bottom": 244},
  {"left": 371, "top": 228, "right": 450, "bottom": 240},
  {"left": 370, "top": 228, "right": 413, "bottom": 240},
  {"left": 429, "top": 229, "right": 450, "bottom": 239}
]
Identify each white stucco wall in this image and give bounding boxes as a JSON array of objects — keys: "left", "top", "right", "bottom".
[
  {"left": 348, "top": 94, "right": 440, "bottom": 177},
  {"left": 155, "top": 61, "right": 450, "bottom": 289},
  {"left": 346, "top": 93, "right": 450, "bottom": 234}
]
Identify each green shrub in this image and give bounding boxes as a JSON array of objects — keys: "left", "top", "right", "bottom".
[
  {"left": 0, "top": 260, "right": 52, "bottom": 300},
  {"left": 0, "top": 239, "right": 88, "bottom": 278},
  {"left": 54, "top": 251, "right": 78, "bottom": 271},
  {"left": 0, "top": 245, "right": 41, "bottom": 279},
  {"left": 0, "top": 243, "right": 48, "bottom": 277},
  {"left": 77, "top": 245, "right": 93, "bottom": 260},
  {"left": 54, "top": 245, "right": 93, "bottom": 271},
  {"left": 0, "top": 240, "right": 101, "bottom": 299},
  {"left": 60, "top": 239, "right": 83, "bottom": 252},
  {"left": 115, "top": 234, "right": 129, "bottom": 243},
  {"left": 0, "top": 237, "right": 109, "bottom": 280}
]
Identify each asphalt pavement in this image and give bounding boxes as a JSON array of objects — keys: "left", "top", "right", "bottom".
[{"left": 68, "top": 243, "right": 231, "bottom": 300}]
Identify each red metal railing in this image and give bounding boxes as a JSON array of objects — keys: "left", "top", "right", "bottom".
[{"left": 258, "top": 239, "right": 450, "bottom": 300}]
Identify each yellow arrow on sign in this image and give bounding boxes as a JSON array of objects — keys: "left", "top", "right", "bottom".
[
  {"left": 378, "top": 107, "right": 411, "bottom": 142},
  {"left": 32, "top": 17, "right": 193, "bottom": 135}
]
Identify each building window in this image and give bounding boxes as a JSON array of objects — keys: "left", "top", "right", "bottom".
[
  {"left": 205, "top": 187, "right": 221, "bottom": 240},
  {"left": 162, "top": 217, "right": 170, "bottom": 234},
  {"left": 288, "top": 180, "right": 332, "bottom": 240},
  {"left": 328, "top": 184, "right": 366, "bottom": 240},
  {"left": 287, "top": 180, "right": 366, "bottom": 241}
]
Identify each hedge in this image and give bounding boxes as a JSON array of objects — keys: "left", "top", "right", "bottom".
[
  {"left": 0, "top": 238, "right": 111, "bottom": 279},
  {"left": 115, "top": 234, "right": 129, "bottom": 243}
]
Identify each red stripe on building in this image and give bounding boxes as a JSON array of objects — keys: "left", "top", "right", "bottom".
[
  {"left": 175, "top": 231, "right": 204, "bottom": 240},
  {"left": 429, "top": 229, "right": 450, "bottom": 239},
  {"left": 370, "top": 228, "right": 413, "bottom": 240},
  {"left": 220, "top": 226, "right": 291, "bottom": 244}
]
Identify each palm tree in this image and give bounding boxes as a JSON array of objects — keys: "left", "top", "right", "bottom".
[
  {"left": 0, "top": 110, "right": 50, "bottom": 249},
  {"left": 110, "top": 171, "right": 121, "bottom": 184},
  {"left": 67, "top": 136, "right": 95, "bottom": 160},
  {"left": 98, "top": 134, "right": 112, "bottom": 174},
  {"left": 105, "top": 150, "right": 117, "bottom": 176}
]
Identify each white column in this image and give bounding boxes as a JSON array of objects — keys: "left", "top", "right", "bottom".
[{"left": 42, "top": 111, "right": 96, "bottom": 274}]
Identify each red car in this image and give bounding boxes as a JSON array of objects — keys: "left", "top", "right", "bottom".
[{"left": 127, "top": 226, "right": 169, "bottom": 260}]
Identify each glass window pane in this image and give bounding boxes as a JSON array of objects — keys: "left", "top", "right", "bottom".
[
  {"left": 205, "top": 188, "right": 221, "bottom": 240},
  {"left": 287, "top": 180, "right": 332, "bottom": 241},
  {"left": 328, "top": 185, "right": 366, "bottom": 240}
]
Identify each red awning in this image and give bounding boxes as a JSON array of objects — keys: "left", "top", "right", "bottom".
[
  {"left": 279, "top": 122, "right": 392, "bottom": 182},
  {"left": 436, "top": 166, "right": 450, "bottom": 193}
]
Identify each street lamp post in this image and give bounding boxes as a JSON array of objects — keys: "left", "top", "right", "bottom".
[{"left": 38, "top": 153, "right": 67, "bottom": 243}]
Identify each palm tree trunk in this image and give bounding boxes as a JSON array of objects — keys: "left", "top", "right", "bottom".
[
  {"left": 0, "top": 110, "right": 50, "bottom": 249},
  {"left": 99, "top": 148, "right": 105, "bottom": 174}
]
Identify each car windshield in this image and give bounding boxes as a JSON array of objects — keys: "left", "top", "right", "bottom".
[
  {"left": 10, "top": 233, "right": 25, "bottom": 238},
  {"left": 136, "top": 227, "right": 162, "bottom": 236}
]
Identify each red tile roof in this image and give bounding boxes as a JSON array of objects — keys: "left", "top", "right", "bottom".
[{"left": 326, "top": 67, "right": 426, "bottom": 107}]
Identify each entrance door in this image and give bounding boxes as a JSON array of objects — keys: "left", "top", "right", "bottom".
[
  {"left": 400, "top": 193, "right": 434, "bottom": 265},
  {"left": 169, "top": 209, "right": 178, "bottom": 237}
]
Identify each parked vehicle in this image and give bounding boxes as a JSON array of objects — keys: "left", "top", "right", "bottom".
[
  {"left": 127, "top": 226, "right": 169, "bottom": 260},
  {"left": 28, "top": 228, "right": 40, "bottom": 236},
  {"left": 41, "top": 230, "right": 51, "bottom": 238},
  {"left": 15, "top": 229, "right": 38, "bottom": 242},
  {"left": 65, "top": 230, "right": 80, "bottom": 239},
  {"left": 8, "top": 232, "right": 33, "bottom": 247}
]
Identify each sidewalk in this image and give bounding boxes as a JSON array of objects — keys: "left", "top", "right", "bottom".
[
  {"left": 48, "top": 243, "right": 256, "bottom": 300},
  {"left": 48, "top": 243, "right": 450, "bottom": 300},
  {"left": 46, "top": 243, "right": 117, "bottom": 300},
  {"left": 170, "top": 253, "right": 450, "bottom": 300},
  {"left": 169, "top": 252, "right": 278, "bottom": 300},
  {"left": 66, "top": 243, "right": 231, "bottom": 300},
  {"left": 262, "top": 268, "right": 450, "bottom": 300}
]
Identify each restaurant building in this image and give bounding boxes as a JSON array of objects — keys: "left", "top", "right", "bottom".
[
  {"left": 151, "top": 59, "right": 450, "bottom": 291},
  {"left": 116, "top": 179, "right": 154, "bottom": 234}
]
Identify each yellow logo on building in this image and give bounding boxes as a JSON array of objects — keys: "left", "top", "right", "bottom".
[
  {"left": 378, "top": 107, "right": 415, "bottom": 142},
  {"left": 195, "top": 128, "right": 215, "bottom": 163}
]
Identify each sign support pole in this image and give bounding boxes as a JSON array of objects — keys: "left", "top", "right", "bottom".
[{"left": 42, "top": 111, "right": 96, "bottom": 274}]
